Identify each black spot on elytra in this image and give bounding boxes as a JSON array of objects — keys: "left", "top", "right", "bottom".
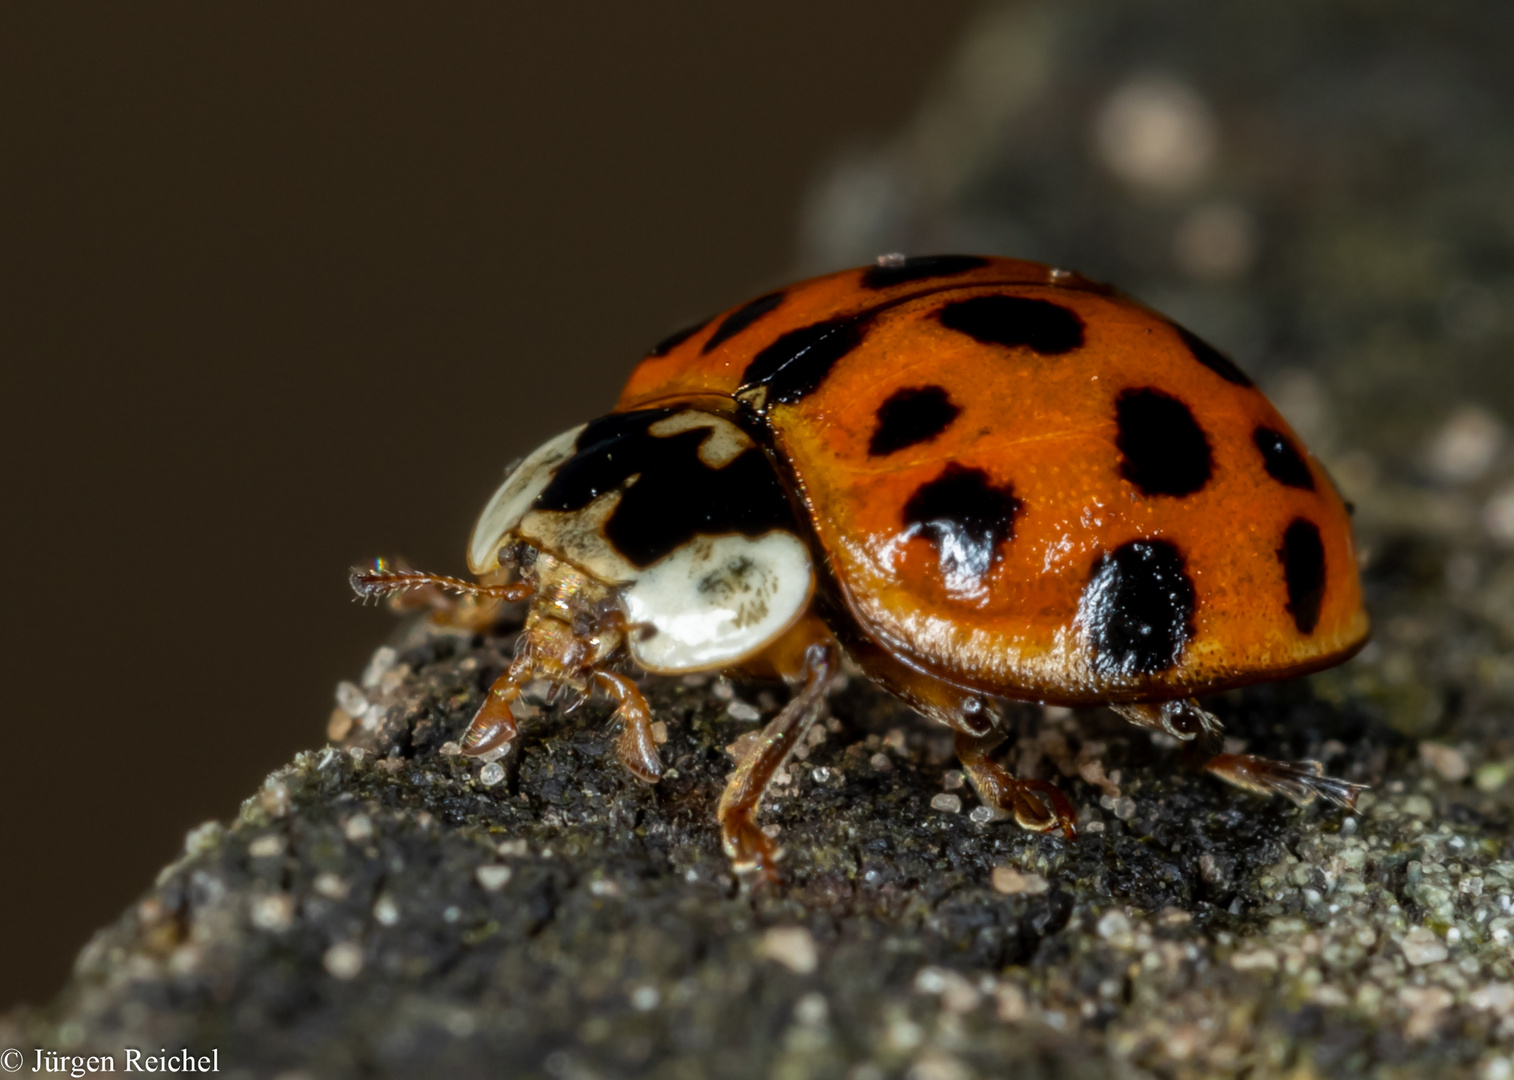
[
  {"left": 647, "top": 320, "right": 707, "bottom": 357},
  {"left": 739, "top": 315, "right": 871, "bottom": 407},
  {"left": 937, "top": 295, "right": 1084, "bottom": 355},
  {"left": 1254, "top": 426, "right": 1315, "bottom": 490},
  {"left": 1116, "top": 388, "right": 1213, "bottom": 497},
  {"left": 702, "top": 290, "right": 786, "bottom": 354},
  {"left": 861, "top": 254, "right": 990, "bottom": 289},
  {"left": 1080, "top": 539, "right": 1196, "bottom": 677},
  {"left": 869, "top": 386, "right": 961, "bottom": 457},
  {"left": 1279, "top": 518, "right": 1326, "bottom": 634},
  {"left": 1174, "top": 324, "right": 1253, "bottom": 386},
  {"left": 532, "top": 409, "right": 797, "bottom": 568},
  {"left": 902, "top": 464, "right": 1021, "bottom": 587}
]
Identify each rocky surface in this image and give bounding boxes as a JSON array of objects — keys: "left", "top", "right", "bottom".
[{"left": 9, "top": 2, "right": 1514, "bottom": 1077}]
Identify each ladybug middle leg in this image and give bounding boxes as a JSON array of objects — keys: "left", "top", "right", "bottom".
[
  {"left": 717, "top": 637, "right": 839, "bottom": 883},
  {"left": 839, "top": 634, "right": 1077, "bottom": 838},
  {"left": 952, "top": 722, "right": 1079, "bottom": 838}
]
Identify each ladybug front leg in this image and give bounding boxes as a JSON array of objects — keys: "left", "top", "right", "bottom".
[
  {"left": 717, "top": 640, "right": 838, "bottom": 883},
  {"left": 953, "top": 725, "right": 1079, "bottom": 839},
  {"left": 595, "top": 671, "right": 663, "bottom": 783}
]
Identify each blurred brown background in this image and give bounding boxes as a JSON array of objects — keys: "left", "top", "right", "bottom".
[{"left": 0, "top": 3, "right": 976, "bottom": 1008}]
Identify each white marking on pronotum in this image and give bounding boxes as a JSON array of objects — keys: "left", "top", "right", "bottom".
[
  {"left": 624, "top": 532, "right": 815, "bottom": 673},
  {"left": 647, "top": 410, "right": 753, "bottom": 469},
  {"left": 467, "top": 425, "right": 585, "bottom": 573}
]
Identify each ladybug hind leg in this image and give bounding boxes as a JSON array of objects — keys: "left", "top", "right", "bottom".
[
  {"left": 1114, "top": 699, "right": 1364, "bottom": 810},
  {"left": 1202, "top": 754, "right": 1363, "bottom": 810}
]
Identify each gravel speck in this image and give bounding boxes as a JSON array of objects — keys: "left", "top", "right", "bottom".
[
  {"left": 760, "top": 927, "right": 817, "bottom": 974},
  {"left": 323, "top": 942, "right": 364, "bottom": 980}
]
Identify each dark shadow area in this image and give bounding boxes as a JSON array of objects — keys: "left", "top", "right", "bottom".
[{"left": 0, "top": 1, "right": 975, "bottom": 1008}]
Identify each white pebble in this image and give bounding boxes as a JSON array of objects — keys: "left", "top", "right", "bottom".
[
  {"left": 1093, "top": 74, "right": 1216, "bottom": 193},
  {"left": 630, "top": 985, "right": 660, "bottom": 1011},
  {"left": 992, "top": 867, "right": 1049, "bottom": 895},
  {"left": 497, "top": 838, "right": 529, "bottom": 857},
  {"left": 1428, "top": 406, "right": 1502, "bottom": 484},
  {"left": 968, "top": 806, "right": 998, "bottom": 825},
  {"left": 760, "top": 926, "right": 818, "bottom": 974},
  {"left": 248, "top": 834, "right": 286, "bottom": 859},
  {"left": 313, "top": 873, "right": 349, "bottom": 900},
  {"left": 1484, "top": 485, "right": 1514, "bottom": 545},
  {"left": 323, "top": 941, "right": 364, "bottom": 980},
  {"left": 335, "top": 681, "right": 368, "bottom": 717},
  {"left": 931, "top": 793, "right": 962, "bottom": 814},
  {"left": 1420, "top": 742, "right": 1470, "bottom": 783},
  {"left": 726, "top": 700, "right": 761, "bottom": 722},
  {"left": 478, "top": 762, "right": 506, "bottom": 787},
  {"left": 373, "top": 895, "right": 400, "bottom": 926},
  {"left": 475, "top": 865, "right": 513, "bottom": 892},
  {"left": 250, "top": 894, "right": 296, "bottom": 932},
  {"left": 1401, "top": 926, "right": 1449, "bottom": 966},
  {"left": 1097, "top": 909, "right": 1134, "bottom": 948},
  {"left": 794, "top": 992, "right": 829, "bottom": 1026},
  {"left": 343, "top": 814, "right": 373, "bottom": 842},
  {"left": 361, "top": 646, "right": 399, "bottom": 689},
  {"left": 942, "top": 770, "right": 965, "bottom": 791},
  {"left": 869, "top": 752, "right": 893, "bottom": 773}
]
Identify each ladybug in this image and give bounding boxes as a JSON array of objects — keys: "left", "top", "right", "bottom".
[{"left": 355, "top": 254, "right": 1368, "bottom": 880}]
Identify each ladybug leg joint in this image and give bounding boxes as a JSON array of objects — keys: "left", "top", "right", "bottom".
[
  {"left": 1112, "top": 698, "right": 1222, "bottom": 742},
  {"left": 717, "top": 640, "right": 839, "bottom": 884}
]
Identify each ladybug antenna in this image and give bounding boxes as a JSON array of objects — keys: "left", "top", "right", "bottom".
[{"left": 349, "top": 561, "right": 533, "bottom": 604}]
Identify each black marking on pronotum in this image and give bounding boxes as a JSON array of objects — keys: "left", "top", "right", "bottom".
[
  {"left": 739, "top": 315, "right": 871, "bottom": 407},
  {"left": 937, "top": 295, "right": 1084, "bottom": 355},
  {"left": 861, "top": 254, "right": 989, "bottom": 290},
  {"left": 1254, "top": 426, "right": 1315, "bottom": 490},
  {"left": 869, "top": 385, "right": 960, "bottom": 457},
  {"left": 647, "top": 319, "right": 708, "bottom": 357},
  {"left": 902, "top": 463, "right": 1021, "bottom": 587},
  {"left": 702, "top": 290, "right": 786, "bottom": 354},
  {"left": 738, "top": 276, "right": 1090, "bottom": 409},
  {"left": 532, "top": 409, "right": 798, "bottom": 568},
  {"left": 1173, "top": 324, "right": 1253, "bottom": 386},
  {"left": 1116, "top": 387, "right": 1213, "bottom": 497},
  {"left": 1080, "top": 539, "right": 1196, "bottom": 677},
  {"left": 1278, "top": 518, "right": 1326, "bottom": 634}
]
